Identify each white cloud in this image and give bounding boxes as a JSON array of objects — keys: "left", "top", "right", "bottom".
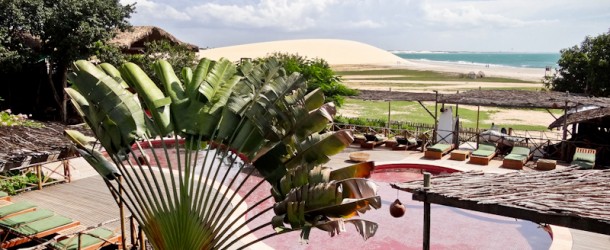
[
  {"left": 186, "top": 0, "right": 338, "bottom": 31},
  {"left": 121, "top": 0, "right": 190, "bottom": 22},
  {"left": 421, "top": 3, "right": 555, "bottom": 28},
  {"left": 345, "top": 20, "right": 384, "bottom": 29}
]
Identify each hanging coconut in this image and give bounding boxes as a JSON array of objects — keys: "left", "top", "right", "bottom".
[{"left": 390, "top": 199, "right": 406, "bottom": 218}]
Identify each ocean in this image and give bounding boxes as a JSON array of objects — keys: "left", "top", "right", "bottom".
[{"left": 391, "top": 51, "right": 561, "bottom": 69}]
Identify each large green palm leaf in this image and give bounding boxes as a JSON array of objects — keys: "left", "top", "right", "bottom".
[{"left": 66, "top": 58, "right": 379, "bottom": 249}]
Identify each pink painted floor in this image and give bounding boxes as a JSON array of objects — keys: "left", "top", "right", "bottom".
[{"left": 241, "top": 168, "right": 552, "bottom": 250}]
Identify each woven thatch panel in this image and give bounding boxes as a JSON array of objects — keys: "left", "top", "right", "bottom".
[
  {"left": 392, "top": 168, "right": 610, "bottom": 234},
  {"left": 548, "top": 107, "right": 610, "bottom": 129},
  {"left": 354, "top": 90, "right": 437, "bottom": 101},
  {"left": 354, "top": 89, "right": 610, "bottom": 109},
  {"left": 110, "top": 26, "right": 198, "bottom": 52}
]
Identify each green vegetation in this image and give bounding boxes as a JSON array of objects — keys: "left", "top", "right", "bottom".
[
  {"left": 336, "top": 69, "right": 536, "bottom": 83},
  {"left": 66, "top": 58, "right": 379, "bottom": 249},
  {"left": 337, "top": 98, "right": 550, "bottom": 131},
  {"left": 261, "top": 53, "right": 358, "bottom": 106},
  {"left": 0, "top": 0, "right": 134, "bottom": 122},
  {"left": 126, "top": 40, "right": 197, "bottom": 84},
  {"left": 547, "top": 30, "right": 610, "bottom": 96},
  {"left": 0, "top": 109, "right": 42, "bottom": 127},
  {"left": 0, "top": 172, "right": 39, "bottom": 195}
]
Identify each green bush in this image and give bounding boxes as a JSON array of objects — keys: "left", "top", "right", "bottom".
[
  {"left": 0, "top": 109, "right": 43, "bottom": 127},
  {"left": 260, "top": 53, "right": 358, "bottom": 107}
]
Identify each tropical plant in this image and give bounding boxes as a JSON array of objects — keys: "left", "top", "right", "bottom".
[
  {"left": 261, "top": 53, "right": 358, "bottom": 107},
  {"left": 65, "top": 57, "right": 379, "bottom": 249},
  {"left": 547, "top": 30, "right": 610, "bottom": 96}
]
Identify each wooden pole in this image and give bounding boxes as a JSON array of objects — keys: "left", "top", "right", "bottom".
[
  {"left": 433, "top": 91, "right": 439, "bottom": 144},
  {"left": 119, "top": 176, "right": 126, "bottom": 249},
  {"left": 387, "top": 87, "right": 392, "bottom": 137},
  {"left": 561, "top": 93, "right": 569, "bottom": 161},
  {"left": 476, "top": 105, "right": 480, "bottom": 146},
  {"left": 423, "top": 172, "right": 431, "bottom": 250}
]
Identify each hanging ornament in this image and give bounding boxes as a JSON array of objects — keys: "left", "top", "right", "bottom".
[{"left": 390, "top": 199, "right": 406, "bottom": 218}]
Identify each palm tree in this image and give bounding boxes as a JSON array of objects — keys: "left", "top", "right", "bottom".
[{"left": 65, "top": 57, "right": 380, "bottom": 249}]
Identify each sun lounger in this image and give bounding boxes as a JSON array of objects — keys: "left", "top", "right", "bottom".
[
  {"left": 469, "top": 143, "right": 497, "bottom": 165},
  {"left": 0, "top": 209, "right": 54, "bottom": 228},
  {"left": 0, "top": 201, "right": 36, "bottom": 219},
  {"left": 361, "top": 134, "right": 387, "bottom": 149},
  {"left": 424, "top": 143, "right": 454, "bottom": 159},
  {"left": 502, "top": 146, "right": 532, "bottom": 170},
  {"left": 0, "top": 191, "right": 10, "bottom": 202},
  {"left": 392, "top": 136, "right": 419, "bottom": 151},
  {"left": 1, "top": 215, "right": 80, "bottom": 248},
  {"left": 53, "top": 227, "right": 121, "bottom": 250},
  {"left": 572, "top": 147, "right": 596, "bottom": 169}
]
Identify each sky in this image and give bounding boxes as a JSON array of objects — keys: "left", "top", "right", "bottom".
[{"left": 119, "top": 0, "right": 610, "bottom": 52}]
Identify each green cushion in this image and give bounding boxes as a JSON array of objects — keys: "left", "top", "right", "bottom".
[
  {"left": 472, "top": 149, "right": 494, "bottom": 157},
  {"left": 14, "top": 215, "right": 72, "bottom": 235},
  {"left": 0, "top": 201, "right": 36, "bottom": 217},
  {"left": 54, "top": 228, "right": 114, "bottom": 250},
  {"left": 0, "top": 209, "right": 53, "bottom": 227},
  {"left": 428, "top": 143, "right": 452, "bottom": 152},
  {"left": 0, "top": 191, "right": 8, "bottom": 198},
  {"left": 573, "top": 152, "right": 595, "bottom": 163},
  {"left": 510, "top": 146, "right": 531, "bottom": 156},
  {"left": 505, "top": 153, "right": 527, "bottom": 161},
  {"left": 573, "top": 160, "right": 594, "bottom": 170},
  {"left": 478, "top": 143, "right": 496, "bottom": 152}
]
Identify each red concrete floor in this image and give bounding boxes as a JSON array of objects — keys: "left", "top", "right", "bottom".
[
  {"left": 128, "top": 144, "right": 552, "bottom": 249},
  {"left": 240, "top": 168, "right": 552, "bottom": 250}
]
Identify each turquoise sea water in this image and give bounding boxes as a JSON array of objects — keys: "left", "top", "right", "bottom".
[{"left": 392, "top": 51, "right": 560, "bottom": 69}]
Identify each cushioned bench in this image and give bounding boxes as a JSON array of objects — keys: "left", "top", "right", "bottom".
[
  {"left": 424, "top": 143, "right": 454, "bottom": 159},
  {"left": 572, "top": 147, "right": 596, "bottom": 169},
  {"left": 0, "top": 209, "right": 54, "bottom": 227},
  {"left": 0, "top": 201, "right": 36, "bottom": 219},
  {"left": 469, "top": 143, "right": 497, "bottom": 165},
  {"left": 1, "top": 215, "right": 80, "bottom": 248},
  {"left": 502, "top": 146, "right": 531, "bottom": 170},
  {"left": 54, "top": 227, "right": 121, "bottom": 250}
]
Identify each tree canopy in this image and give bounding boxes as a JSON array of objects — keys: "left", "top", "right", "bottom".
[
  {"left": 0, "top": 0, "right": 134, "bottom": 121},
  {"left": 548, "top": 30, "right": 610, "bottom": 96}
]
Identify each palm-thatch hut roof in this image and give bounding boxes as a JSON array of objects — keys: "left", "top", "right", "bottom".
[
  {"left": 548, "top": 107, "right": 610, "bottom": 129},
  {"left": 354, "top": 89, "right": 610, "bottom": 109},
  {"left": 110, "top": 26, "right": 199, "bottom": 53},
  {"left": 391, "top": 168, "right": 610, "bottom": 235}
]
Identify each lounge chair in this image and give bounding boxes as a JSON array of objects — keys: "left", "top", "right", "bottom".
[
  {"left": 53, "top": 227, "right": 122, "bottom": 250},
  {"left": 0, "top": 209, "right": 54, "bottom": 228},
  {"left": 469, "top": 143, "right": 497, "bottom": 165},
  {"left": 572, "top": 147, "right": 596, "bottom": 169},
  {"left": 392, "top": 136, "right": 419, "bottom": 151},
  {"left": 361, "top": 134, "right": 387, "bottom": 149},
  {"left": 502, "top": 146, "right": 532, "bottom": 170},
  {"left": 1, "top": 214, "right": 80, "bottom": 248},
  {"left": 0, "top": 201, "right": 36, "bottom": 219},
  {"left": 424, "top": 143, "right": 454, "bottom": 159}
]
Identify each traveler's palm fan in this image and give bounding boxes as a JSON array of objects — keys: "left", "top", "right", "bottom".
[{"left": 65, "top": 58, "right": 380, "bottom": 249}]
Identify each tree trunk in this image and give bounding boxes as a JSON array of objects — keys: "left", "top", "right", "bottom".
[{"left": 45, "top": 60, "right": 69, "bottom": 123}]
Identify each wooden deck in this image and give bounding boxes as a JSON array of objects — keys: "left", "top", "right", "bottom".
[{"left": 6, "top": 150, "right": 610, "bottom": 249}]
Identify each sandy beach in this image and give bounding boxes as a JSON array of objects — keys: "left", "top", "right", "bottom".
[
  {"left": 199, "top": 39, "right": 552, "bottom": 127},
  {"left": 198, "top": 39, "right": 547, "bottom": 82}
]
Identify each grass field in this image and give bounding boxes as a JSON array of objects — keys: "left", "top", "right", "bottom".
[
  {"left": 336, "top": 68, "right": 538, "bottom": 83},
  {"left": 338, "top": 98, "right": 555, "bottom": 131}
]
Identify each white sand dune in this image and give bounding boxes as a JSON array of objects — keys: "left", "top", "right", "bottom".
[
  {"left": 198, "top": 39, "right": 546, "bottom": 81},
  {"left": 198, "top": 39, "right": 405, "bottom": 65}
]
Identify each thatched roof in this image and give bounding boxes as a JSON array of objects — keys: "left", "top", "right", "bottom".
[
  {"left": 110, "top": 26, "right": 199, "bottom": 53},
  {"left": 354, "top": 90, "right": 437, "bottom": 101},
  {"left": 354, "top": 89, "right": 610, "bottom": 109},
  {"left": 548, "top": 107, "right": 610, "bottom": 129},
  {"left": 391, "top": 168, "right": 610, "bottom": 235}
]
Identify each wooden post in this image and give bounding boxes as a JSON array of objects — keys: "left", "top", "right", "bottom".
[
  {"left": 36, "top": 165, "right": 43, "bottom": 190},
  {"left": 387, "top": 87, "right": 391, "bottom": 137},
  {"left": 476, "top": 105, "right": 480, "bottom": 146},
  {"left": 561, "top": 94, "right": 569, "bottom": 161},
  {"left": 433, "top": 91, "right": 439, "bottom": 144},
  {"left": 130, "top": 216, "right": 136, "bottom": 248},
  {"left": 119, "top": 176, "right": 126, "bottom": 249},
  {"left": 423, "top": 172, "right": 431, "bottom": 250}
]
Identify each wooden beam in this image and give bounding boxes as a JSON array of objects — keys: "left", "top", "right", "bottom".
[
  {"left": 417, "top": 101, "right": 435, "bottom": 119},
  {"left": 411, "top": 191, "right": 610, "bottom": 235},
  {"left": 545, "top": 108, "right": 558, "bottom": 120}
]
